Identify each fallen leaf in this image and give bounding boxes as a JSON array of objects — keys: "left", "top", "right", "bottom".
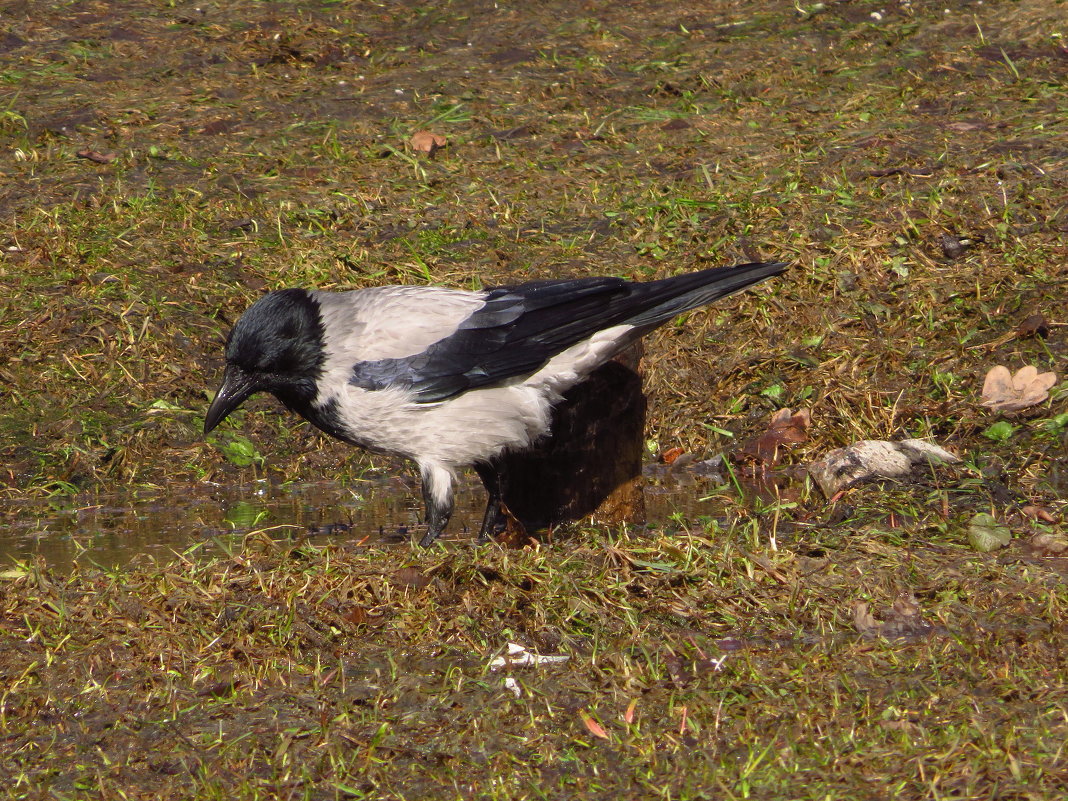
[
  {"left": 200, "top": 118, "right": 238, "bottom": 136},
  {"left": 661, "top": 117, "right": 691, "bottom": 131},
  {"left": 1020, "top": 504, "right": 1056, "bottom": 524},
  {"left": 808, "top": 439, "right": 959, "bottom": 497},
  {"left": 738, "top": 407, "right": 811, "bottom": 465},
  {"left": 838, "top": 271, "right": 859, "bottom": 292},
  {"left": 852, "top": 602, "right": 881, "bottom": 636},
  {"left": 579, "top": 709, "right": 610, "bottom": 740},
  {"left": 981, "top": 365, "right": 1057, "bottom": 412},
  {"left": 890, "top": 592, "right": 921, "bottom": 620},
  {"left": 883, "top": 592, "right": 932, "bottom": 637},
  {"left": 660, "top": 446, "right": 685, "bottom": 464},
  {"left": 76, "top": 148, "right": 116, "bottom": 164},
  {"left": 946, "top": 120, "right": 986, "bottom": 132},
  {"left": 967, "top": 512, "right": 1011, "bottom": 552},
  {"left": 409, "top": 130, "right": 446, "bottom": 154},
  {"left": 392, "top": 567, "right": 431, "bottom": 588},
  {"left": 622, "top": 699, "right": 638, "bottom": 725},
  {"left": 1015, "top": 313, "right": 1049, "bottom": 339},
  {"left": 1029, "top": 532, "right": 1068, "bottom": 555},
  {"left": 345, "top": 606, "right": 368, "bottom": 625},
  {"left": 853, "top": 595, "right": 932, "bottom": 639}
]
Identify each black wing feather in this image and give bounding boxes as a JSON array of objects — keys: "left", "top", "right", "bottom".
[{"left": 349, "top": 262, "right": 785, "bottom": 403}]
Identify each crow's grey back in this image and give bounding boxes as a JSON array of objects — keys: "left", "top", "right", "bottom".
[{"left": 313, "top": 286, "right": 487, "bottom": 362}]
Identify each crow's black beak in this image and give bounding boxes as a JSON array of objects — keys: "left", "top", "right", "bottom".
[{"left": 204, "top": 364, "right": 257, "bottom": 434}]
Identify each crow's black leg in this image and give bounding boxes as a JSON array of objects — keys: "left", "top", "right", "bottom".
[
  {"left": 473, "top": 461, "right": 507, "bottom": 543},
  {"left": 418, "top": 465, "right": 454, "bottom": 547}
]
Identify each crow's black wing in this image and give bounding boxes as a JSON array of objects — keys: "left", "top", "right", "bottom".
[{"left": 349, "top": 262, "right": 786, "bottom": 403}]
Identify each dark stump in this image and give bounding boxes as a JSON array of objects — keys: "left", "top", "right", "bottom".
[{"left": 496, "top": 346, "right": 647, "bottom": 538}]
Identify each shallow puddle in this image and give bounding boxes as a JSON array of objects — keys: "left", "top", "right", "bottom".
[{"left": 0, "top": 468, "right": 728, "bottom": 568}]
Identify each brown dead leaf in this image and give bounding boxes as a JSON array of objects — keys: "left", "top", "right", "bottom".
[
  {"left": 852, "top": 602, "right": 881, "bottom": 636},
  {"left": 661, "top": 117, "right": 691, "bottom": 131},
  {"left": 738, "top": 407, "right": 810, "bottom": 465},
  {"left": 200, "top": 118, "right": 238, "bottom": 136},
  {"left": 946, "top": 120, "right": 986, "bottom": 132},
  {"left": 409, "top": 130, "right": 446, "bottom": 155},
  {"left": 981, "top": 365, "right": 1057, "bottom": 413},
  {"left": 890, "top": 592, "right": 921, "bottom": 620},
  {"left": 76, "top": 148, "right": 116, "bottom": 164},
  {"left": 345, "top": 605, "right": 368, "bottom": 625},
  {"left": 1016, "top": 313, "right": 1049, "bottom": 339},
  {"left": 579, "top": 709, "right": 610, "bottom": 740},
  {"left": 854, "top": 594, "right": 932, "bottom": 639},
  {"left": 660, "top": 446, "right": 685, "bottom": 464},
  {"left": 392, "top": 567, "right": 432, "bottom": 588},
  {"left": 1029, "top": 532, "right": 1068, "bottom": 555},
  {"left": 1020, "top": 504, "right": 1057, "bottom": 524}
]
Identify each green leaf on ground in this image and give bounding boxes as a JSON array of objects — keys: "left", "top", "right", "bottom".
[
  {"left": 982, "top": 421, "right": 1016, "bottom": 442},
  {"left": 214, "top": 434, "right": 263, "bottom": 467},
  {"left": 968, "top": 513, "right": 1011, "bottom": 552}
]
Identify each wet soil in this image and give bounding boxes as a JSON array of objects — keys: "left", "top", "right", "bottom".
[{"left": 0, "top": 469, "right": 729, "bottom": 569}]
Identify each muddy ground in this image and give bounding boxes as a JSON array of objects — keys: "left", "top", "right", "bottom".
[{"left": 0, "top": 0, "right": 1066, "bottom": 798}]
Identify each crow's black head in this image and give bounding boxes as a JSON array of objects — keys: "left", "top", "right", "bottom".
[
  {"left": 225, "top": 289, "right": 324, "bottom": 378},
  {"left": 204, "top": 289, "right": 325, "bottom": 434}
]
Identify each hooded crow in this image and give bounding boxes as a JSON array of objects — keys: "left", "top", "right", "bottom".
[{"left": 204, "top": 260, "right": 786, "bottom": 546}]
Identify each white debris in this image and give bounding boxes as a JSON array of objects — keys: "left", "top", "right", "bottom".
[
  {"left": 488, "top": 642, "right": 570, "bottom": 670},
  {"left": 808, "top": 439, "right": 960, "bottom": 497}
]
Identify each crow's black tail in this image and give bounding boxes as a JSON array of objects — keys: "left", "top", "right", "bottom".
[{"left": 625, "top": 261, "right": 788, "bottom": 331}]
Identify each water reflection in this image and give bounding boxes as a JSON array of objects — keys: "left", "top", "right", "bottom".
[{"left": 0, "top": 468, "right": 730, "bottom": 569}]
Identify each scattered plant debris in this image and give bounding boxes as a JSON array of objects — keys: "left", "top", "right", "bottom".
[
  {"left": 660, "top": 446, "right": 686, "bottom": 464},
  {"left": 1020, "top": 504, "right": 1057, "bottom": 524},
  {"left": 3, "top": 0, "right": 1068, "bottom": 796},
  {"left": 938, "top": 233, "right": 972, "bottom": 259},
  {"left": 488, "top": 642, "right": 570, "bottom": 670},
  {"left": 852, "top": 593, "right": 932, "bottom": 639},
  {"left": 1028, "top": 532, "right": 1068, "bottom": 556},
  {"left": 392, "top": 566, "right": 432, "bottom": 588},
  {"left": 1015, "top": 313, "right": 1050, "bottom": 339},
  {"left": 579, "top": 709, "right": 611, "bottom": 740},
  {"left": 75, "top": 148, "right": 117, "bottom": 164},
  {"left": 980, "top": 365, "right": 1058, "bottom": 413}
]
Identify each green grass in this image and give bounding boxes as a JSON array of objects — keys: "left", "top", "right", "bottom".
[{"left": 1, "top": 518, "right": 1065, "bottom": 798}]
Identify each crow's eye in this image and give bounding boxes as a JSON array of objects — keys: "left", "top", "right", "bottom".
[{"left": 267, "top": 349, "right": 302, "bottom": 374}]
